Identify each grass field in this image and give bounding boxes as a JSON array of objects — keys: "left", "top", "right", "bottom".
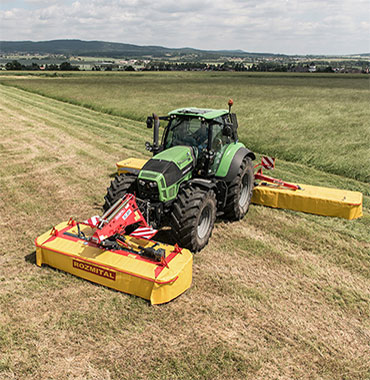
[
  {"left": 0, "top": 72, "right": 369, "bottom": 380},
  {"left": 1, "top": 71, "right": 369, "bottom": 183}
]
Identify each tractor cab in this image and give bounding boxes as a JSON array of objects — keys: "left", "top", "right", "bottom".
[
  {"left": 164, "top": 108, "right": 239, "bottom": 176},
  {"left": 147, "top": 107, "right": 239, "bottom": 176}
]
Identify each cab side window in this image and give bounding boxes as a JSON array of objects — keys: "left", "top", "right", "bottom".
[{"left": 210, "top": 118, "right": 230, "bottom": 173}]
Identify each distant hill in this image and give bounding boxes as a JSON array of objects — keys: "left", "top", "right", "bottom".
[{"left": 0, "top": 39, "right": 288, "bottom": 59}]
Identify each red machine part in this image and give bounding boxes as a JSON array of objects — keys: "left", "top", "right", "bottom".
[
  {"left": 254, "top": 156, "right": 301, "bottom": 191},
  {"left": 89, "top": 194, "right": 156, "bottom": 245}
]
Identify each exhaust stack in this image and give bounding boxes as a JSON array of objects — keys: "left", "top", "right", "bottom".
[{"left": 153, "top": 113, "right": 160, "bottom": 150}]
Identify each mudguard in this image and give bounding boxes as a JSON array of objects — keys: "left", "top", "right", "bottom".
[{"left": 215, "top": 143, "right": 255, "bottom": 182}]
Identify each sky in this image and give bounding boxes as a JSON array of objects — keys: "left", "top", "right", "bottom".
[{"left": 0, "top": 0, "right": 369, "bottom": 55}]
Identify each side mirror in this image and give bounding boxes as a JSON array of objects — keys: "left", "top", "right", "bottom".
[
  {"left": 146, "top": 116, "right": 153, "bottom": 129},
  {"left": 222, "top": 125, "right": 233, "bottom": 137}
]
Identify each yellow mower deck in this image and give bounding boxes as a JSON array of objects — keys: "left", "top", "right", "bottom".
[
  {"left": 35, "top": 222, "right": 193, "bottom": 304},
  {"left": 252, "top": 183, "right": 362, "bottom": 220},
  {"left": 117, "top": 158, "right": 363, "bottom": 220}
]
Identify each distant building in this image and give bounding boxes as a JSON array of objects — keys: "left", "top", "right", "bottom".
[{"left": 78, "top": 64, "right": 93, "bottom": 70}]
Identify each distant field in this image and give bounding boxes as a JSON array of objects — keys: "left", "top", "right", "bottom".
[
  {"left": 0, "top": 77, "right": 369, "bottom": 380},
  {"left": 0, "top": 71, "right": 369, "bottom": 184}
]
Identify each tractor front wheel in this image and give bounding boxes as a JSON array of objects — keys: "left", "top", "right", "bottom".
[
  {"left": 103, "top": 174, "right": 137, "bottom": 212},
  {"left": 224, "top": 156, "right": 254, "bottom": 221},
  {"left": 171, "top": 186, "right": 216, "bottom": 252}
]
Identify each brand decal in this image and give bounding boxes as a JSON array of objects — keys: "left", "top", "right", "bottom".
[
  {"left": 114, "top": 207, "right": 131, "bottom": 221},
  {"left": 178, "top": 156, "right": 190, "bottom": 165},
  {"left": 73, "top": 260, "right": 116, "bottom": 281},
  {"left": 123, "top": 209, "right": 132, "bottom": 220}
]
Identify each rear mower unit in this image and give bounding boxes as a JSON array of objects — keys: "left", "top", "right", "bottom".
[{"left": 252, "top": 157, "right": 363, "bottom": 220}]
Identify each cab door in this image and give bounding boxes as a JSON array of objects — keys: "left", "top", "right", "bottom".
[{"left": 209, "top": 116, "right": 234, "bottom": 174}]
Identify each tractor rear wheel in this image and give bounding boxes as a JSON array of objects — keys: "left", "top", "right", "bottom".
[
  {"left": 171, "top": 186, "right": 216, "bottom": 252},
  {"left": 103, "top": 174, "right": 137, "bottom": 212},
  {"left": 224, "top": 156, "right": 254, "bottom": 221}
]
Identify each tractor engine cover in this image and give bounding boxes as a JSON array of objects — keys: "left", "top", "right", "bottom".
[{"left": 138, "top": 146, "right": 195, "bottom": 203}]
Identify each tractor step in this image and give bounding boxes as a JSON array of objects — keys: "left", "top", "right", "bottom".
[{"left": 251, "top": 183, "right": 362, "bottom": 220}]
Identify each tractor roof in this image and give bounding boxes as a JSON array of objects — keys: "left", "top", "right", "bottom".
[{"left": 168, "top": 107, "right": 228, "bottom": 120}]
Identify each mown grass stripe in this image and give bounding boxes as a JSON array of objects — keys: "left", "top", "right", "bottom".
[
  {"left": 0, "top": 80, "right": 146, "bottom": 122},
  {"left": 0, "top": 87, "right": 147, "bottom": 157},
  {"left": 0, "top": 85, "right": 150, "bottom": 141}
]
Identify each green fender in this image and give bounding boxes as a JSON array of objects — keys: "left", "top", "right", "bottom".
[{"left": 215, "top": 142, "right": 255, "bottom": 182}]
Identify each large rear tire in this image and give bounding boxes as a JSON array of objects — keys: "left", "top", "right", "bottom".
[
  {"left": 103, "top": 174, "right": 137, "bottom": 212},
  {"left": 224, "top": 156, "right": 254, "bottom": 221},
  {"left": 170, "top": 186, "right": 216, "bottom": 252}
]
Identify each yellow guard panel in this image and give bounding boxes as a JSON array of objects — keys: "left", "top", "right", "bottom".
[
  {"left": 116, "top": 158, "right": 148, "bottom": 175},
  {"left": 252, "top": 183, "right": 363, "bottom": 220},
  {"left": 35, "top": 222, "right": 193, "bottom": 304}
]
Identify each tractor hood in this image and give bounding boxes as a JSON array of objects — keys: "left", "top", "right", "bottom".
[
  {"left": 139, "top": 146, "right": 195, "bottom": 188},
  {"left": 153, "top": 146, "right": 195, "bottom": 171}
]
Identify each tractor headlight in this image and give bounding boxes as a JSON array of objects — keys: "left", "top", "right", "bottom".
[
  {"left": 138, "top": 179, "right": 145, "bottom": 186},
  {"left": 149, "top": 181, "right": 158, "bottom": 188}
]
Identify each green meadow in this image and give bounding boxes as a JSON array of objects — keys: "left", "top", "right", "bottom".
[{"left": 1, "top": 71, "right": 369, "bottom": 183}]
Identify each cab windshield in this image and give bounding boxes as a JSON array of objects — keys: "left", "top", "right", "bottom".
[
  {"left": 164, "top": 117, "right": 209, "bottom": 154},
  {"left": 163, "top": 114, "right": 234, "bottom": 174}
]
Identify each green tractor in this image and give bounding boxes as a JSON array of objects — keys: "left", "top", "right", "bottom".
[{"left": 104, "top": 100, "right": 255, "bottom": 252}]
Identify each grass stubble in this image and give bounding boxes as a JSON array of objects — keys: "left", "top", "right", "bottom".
[{"left": 0, "top": 75, "right": 369, "bottom": 380}]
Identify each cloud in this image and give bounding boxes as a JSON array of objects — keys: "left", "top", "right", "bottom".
[{"left": 0, "top": 0, "right": 369, "bottom": 54}]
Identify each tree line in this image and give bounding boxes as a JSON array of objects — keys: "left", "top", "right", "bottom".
[
  {"left": 3, "top": 59, "right": 369, "bottom": 73},
  {"left": 4, "top": 60, "right": 80, "bottom": 71}
]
